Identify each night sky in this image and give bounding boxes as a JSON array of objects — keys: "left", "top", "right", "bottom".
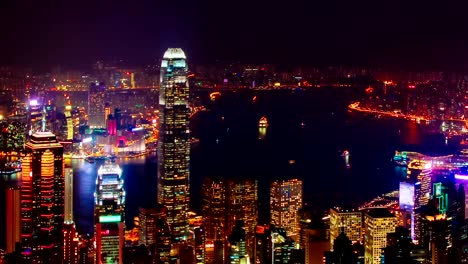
[{"left": 1, "top": 0, "right": 468, "bottom": 70}]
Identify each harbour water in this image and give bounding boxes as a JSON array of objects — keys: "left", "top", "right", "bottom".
[{"left": 73, "top": 88, "right": 456, "bottom": 234}]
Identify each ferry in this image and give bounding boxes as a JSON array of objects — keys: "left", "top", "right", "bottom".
[{"left": 259, "top": 116, "right": 269, "bottom": 128}]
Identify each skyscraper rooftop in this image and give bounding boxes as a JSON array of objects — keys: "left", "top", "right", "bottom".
[{"left": 163, "top": 48, "right": 186, "bottom": 59}]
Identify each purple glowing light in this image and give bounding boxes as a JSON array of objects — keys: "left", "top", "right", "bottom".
[{"left": 29, "top": 99, "right": 38, "bottom": 106}]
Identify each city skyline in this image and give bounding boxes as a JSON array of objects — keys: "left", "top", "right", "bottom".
[{"left": 3, "top": 9, "right": 468, "bottom": 261}]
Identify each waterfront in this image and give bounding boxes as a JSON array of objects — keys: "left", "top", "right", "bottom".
[{"left": 73, "top": 88, "right": 457, "bottom": 235}]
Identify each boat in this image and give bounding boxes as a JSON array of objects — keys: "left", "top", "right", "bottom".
[
  {"left": 259, "top": 116, "right": 268, "bottom": 128},
  {"left": 393, "top": 151, "right": 409, "bottom": 166}
]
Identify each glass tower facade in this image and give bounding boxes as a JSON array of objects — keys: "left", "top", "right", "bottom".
[
  {"left": 157, "top": 48, "right": 190, "bottom": 243},
  {"left": 94, "top": 163, "right": 125, "bottom": 264}
]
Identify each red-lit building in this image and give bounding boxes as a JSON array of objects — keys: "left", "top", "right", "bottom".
[{"left": 21, "top": 132, "right": 64, "bottom": 263}]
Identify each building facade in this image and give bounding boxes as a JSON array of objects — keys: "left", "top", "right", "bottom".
[
  {"left": 329, "top": 207, "right": 362, "bottom": 249},
  {"left": 202, "top": 177, "right": 226, "bottom": 242},
  {"left": 94, "top": 163, "right": 125, "bottom": 264},
  {"left": 364, "top": 209, "right": 398, "bottom": 264},
  {"left": 138, "top": 206, "right": 172, "bottom": 263},
  {"left": 88, "top": 82, "right": 107, "bottom": 128},
  {"left": 20, "top": 132, "right": 64, "bottom": 263},
  {"left": 157, "top": 48, "right": 191, "bottom": 244},
  {"left": 270, "top": 178, "right": 303, "bottom": 241}
]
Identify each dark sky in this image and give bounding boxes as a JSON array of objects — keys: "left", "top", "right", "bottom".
[{"left": 1, "top": 0, "right": 468, "bottom": 70}]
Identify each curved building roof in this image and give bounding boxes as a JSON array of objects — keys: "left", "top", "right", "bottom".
[{"left": 163, "top": 48, "right": 186, "bottom": 59}]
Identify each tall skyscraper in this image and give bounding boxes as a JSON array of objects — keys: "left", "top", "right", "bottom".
[
  {"left": 227, "top": 221, "right": 248, "bottom": 264},
  {"left": 94, "top": 163, "right": 125, "bottom": 264},
  {"left": 63, "top": 163, "right": 78, "bottom": 264},
  {"left": 157, "top": 48, "right": 190, "bottom": 243},
  {"left": 227, "top": 178, "right": 258, "bottom": 258},
  {"left": 88, "top": 82, "right": 107, "bottom": 128},
  {"left": 194, "top": 227, "right": 206, "bottom": 264},
  {"left": 329, "top": 207, "right": 362, "bottom": 250},
  {"left": 138, "top": 206, "right": 172, "bottom": 263},
  {"left": 21, "top": 131, "right": 64, "bottom": 263},
  {"left": 202, "top": 177, "right": 226, "bottom": 242},
  {"left": 270, "top": 178, "right": 303, "bottom": 241},
  {"left": 364, "top": 209, "right": 398, "bottom": 264},
  {"left": 64, "top": 103, "right": 74, "bottom": 140},
  {"left": 5, "top": 184, "right": 20, "bottom": 253}
]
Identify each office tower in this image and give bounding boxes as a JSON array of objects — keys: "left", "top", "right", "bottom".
[
  {"left": 5, "top": 185, "right": 20, "bottom": 253},
  {"left": 228, "top": 221, "right": 248, "bottom": 264},
  {"left": 27, "top": 99, "right": 43, "bottom": 135},
  {"left": 227, "top": 178, "right": 258, "bottom": 255},
  {"left": 407, "top": 161, "right": 432, "bottom": 207},
  {"left": 297, "top": 208, "right": 313, "bottom": 249},
  {"left": 88, "top": 82, "right": 106, "bottom": 128},
  {"left": 272, "top": 228, "right": 295, "bottom": 264},
  {"left": 399, "top": 180, "right": 422, "bottom": 241},
  {"left": 95, "top": 163, "right": 125, "bottom": 264},
  {"left": 104, "top": 103, "right": 111, "bottom": 127},
  {"left": 323, "top": 231, "right": 357, "bottom": 264},
  {"left": 64, "top": 103, "right": 74, "bottom": 140},
  {"left": 157, "top": 48, "right": 190, "bottom": 244},
  {"left": 417, "top": 201, "right": 451, "bottom": 264},
  {"left": 114, "top": 108, "right": 122, "bottom": 130},
  {"left": 194, "top": 227, "right": 206, "bottom": 264},
  {"left": 202, "top": 177, "right": 226, "bottom": 242},
  {"left": 179, "top": 244, "right": 195, "bottom": 264},
  {"left": 64, "top": 164, "right": 78, "bottom": 264},
  {"left": 383, "top": 226, "right": 420, "bottom": 264},
  {"left": 329, "top": 207, "right": 362, "bottom": 249},
  {"left": 364, "top": 209, "right": 398, "bottom": 264},
  {"left": 138, "top": 206, "right": 171, "bottom": 263},
  {"left": 270, "top": 178, "right": 303, "bottom": 241},
  {"left": 20, "top": 132, "right": 64, "bottom": 263},
  {"left": 253, "top": 225, "right": 271, "bottom": 264}
]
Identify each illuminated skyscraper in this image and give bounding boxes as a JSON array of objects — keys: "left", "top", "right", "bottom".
[
  {"left": 227, "top": 221, "right": 247, "bottom": 264},
  {"left": 63, "top": 163, "right": 78, "bottom": 264},
  {"left": 270, "top": 178, "right": 303, "bottom": 241},
  {"left": 157, "top": 48, "right": 190, "bottom": 243},
  {"left": 95, "top": 163, "right": 125, "bottom": 264},
  {"left": 329, "top": 207, "right": 362, "bottom": 250},
  {"left": 194, "top": 227, "right": 206, "bottom": 264},
  {"left": 64, "top": 103, "right": 74, "bottom": 140},
  {"left": 227, "top": 178, "right": 258, "bottom": 259},
  {"left": 138, "top": 206, "right": 172, "bottom": 263},
  {"left": 202, "top": 177, "right": 226, "bottom": 242},
  {"left": 364, "top": 209, "right": 398, "bottom": 264},
  {"left": 5, "top": 184, "right": 21, "bottom": 254},
  {"left": 88, "top": 82, "right": 107, "bottom": 128},
  {"left": 21, "top": 132, "right": 64, "bottom": 263}
]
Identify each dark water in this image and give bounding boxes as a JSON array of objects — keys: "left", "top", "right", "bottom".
[{"left": 73, "top": 88, "right": 455, "bottom": 235}]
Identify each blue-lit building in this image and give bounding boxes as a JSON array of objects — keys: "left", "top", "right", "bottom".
[{"left": 94, "top": 163, "right": 125, "bottom": 264}]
